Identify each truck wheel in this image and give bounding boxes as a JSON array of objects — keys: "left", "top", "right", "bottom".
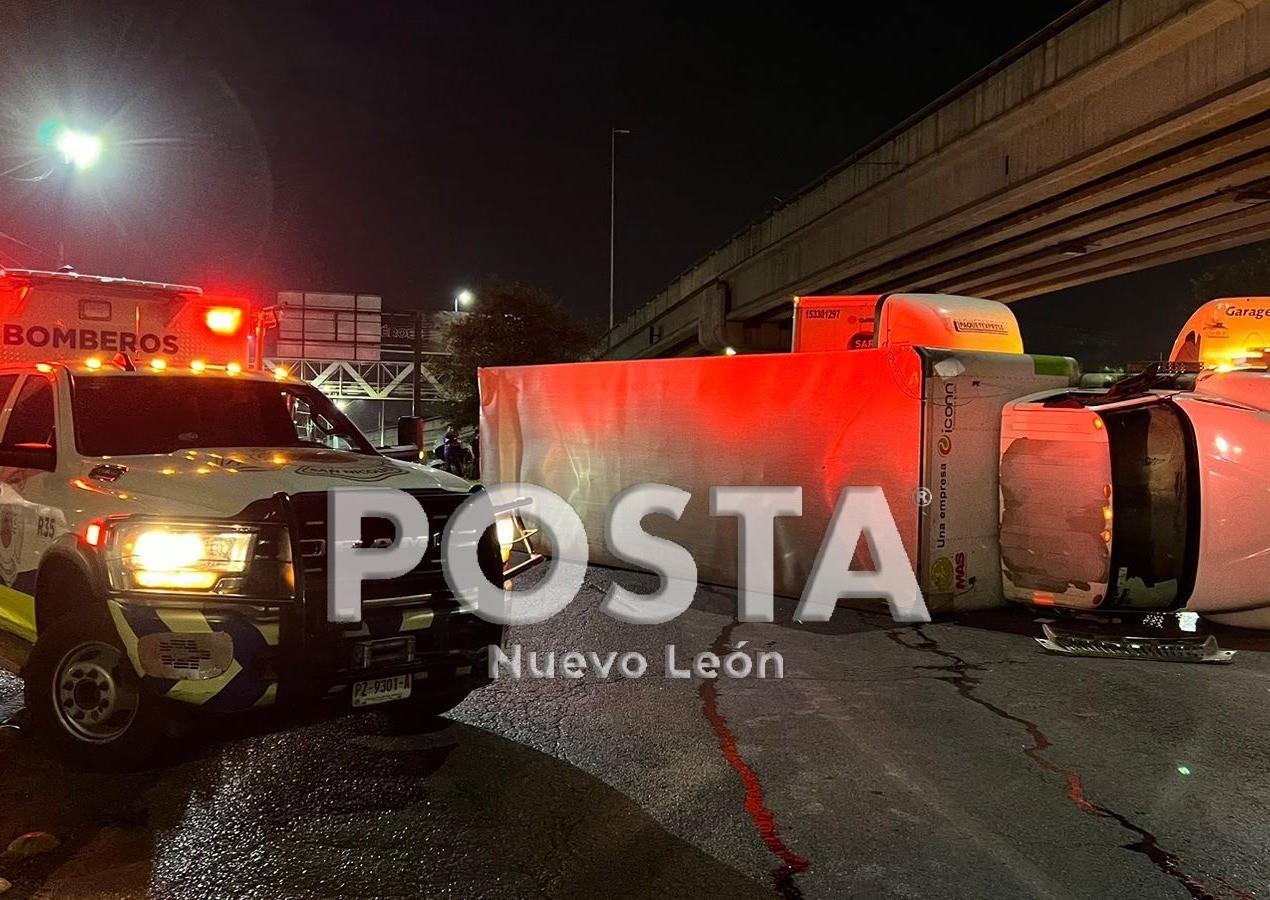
[
  {"left": 24, "top": 615, "right": 164, "bottom": 770},
  {"left": 382, "top": 685, "right": 475, "bottom": 733}
]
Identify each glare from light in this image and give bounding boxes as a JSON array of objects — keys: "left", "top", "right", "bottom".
[
  {"left": 456, "top": 289, "right": 475, "bottom": 306},
  {"left": 54, "top": 128, "right": 103, "bottom": 170},
  {"left": 205, "top": 307, "right": 243, "bottom": 336},
  {"left": 84, "top": 356, "right": 103, "bottom": 369},
  {"left": 1215, "top": 435, "right": 1230, "bottom": 455},
  {"left": 273, "top": 366, "right": 288, "bottom": 380},
  {"left": 226, "top": 362, "right": 242, "bottom": 375},
  {"left": 134, "top": 569, "right": 218, "bottom": 590},
  {"left": 149, "top": 358, "right": 167, "bottom": 371},
  {"left": 724, "top": 346, "right": 738, "bottom": 356},
  {"left": 133, "top": 531, "right": 205, "bottom": 571},
  {"left": 190, "top": 360, "right": 206, "bottom": 373},
  {"left": 496, "top": 516, "right": 517, "bottom": 563}
]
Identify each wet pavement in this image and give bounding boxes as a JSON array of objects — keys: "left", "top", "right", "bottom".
[{"left": 2, "top": 566, "right": 1269, "bottom": 899}]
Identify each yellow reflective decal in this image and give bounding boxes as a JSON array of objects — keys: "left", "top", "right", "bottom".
[
  {"left": 256, "top": 621, "right": 280, "bottom": 646},
  {"left": 107, "top": 600, "right": 145, "bottom": 676},
  {"left": 0, "top": 584, "right": 35, "bottom": 643},
  {"left": 166, "top": 658, "right": 243, "bottom": 705},
  {"left": 155, "top": 608, "right": 213, "bottom": 634},
  {"left": 401, "top": 609, "right": 434, "bottom": 631}
]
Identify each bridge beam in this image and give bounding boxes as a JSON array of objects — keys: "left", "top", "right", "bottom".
[{"left": 604, "top": 0, "right": 1270, "bottom": 359}]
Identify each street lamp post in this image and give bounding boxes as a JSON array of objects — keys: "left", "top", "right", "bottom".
[
  {"left": 454, "top": 288, "right": 474, "bottom": 313},
  {"left": 2, "top": 124, "right": 106, "bottom": 268},
  {"left": 610, "top": 128, "right": 630, "bottom": 331}
]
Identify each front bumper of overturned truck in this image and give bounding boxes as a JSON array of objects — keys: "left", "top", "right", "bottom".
[{"left": 104, "top": 489, "right": 507, "bottom": 713}]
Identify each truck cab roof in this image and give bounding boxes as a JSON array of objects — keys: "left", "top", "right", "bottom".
[
  {"left": 0, "top": 267, "right": 202, "bottom": 297},
  {"left": 0, "top": 359, "right": 281, "bottom": 383}
]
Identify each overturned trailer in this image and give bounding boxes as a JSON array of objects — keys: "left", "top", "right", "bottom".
[
  {"left": 480, "top": 295, "right": 1075, "bottom": 615},
  {"left": 484, "top": 293, "right": 1270, "bottom": 631}
]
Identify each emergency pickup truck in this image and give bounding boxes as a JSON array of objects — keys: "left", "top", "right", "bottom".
[{"left": 0, "top": 268, "right": 504, "bottom": 767}]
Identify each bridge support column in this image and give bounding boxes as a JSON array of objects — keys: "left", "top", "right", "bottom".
[{"left": 697, "top": 280, "right": 790, "bottom": 355}]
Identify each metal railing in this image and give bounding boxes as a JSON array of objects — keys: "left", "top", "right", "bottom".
[
  {"left": 265, "top": 357, "right": 444, "bottom": 402},
  {"left": 261, "top": 303, "right": 455, "bottom": 409}
]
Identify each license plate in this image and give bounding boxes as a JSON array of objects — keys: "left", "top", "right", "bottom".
[{"left": 351, "top": 674, "right": 412, "bottom": 707}]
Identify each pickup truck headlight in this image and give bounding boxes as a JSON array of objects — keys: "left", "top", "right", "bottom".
[{"left": 103, "top": 521, "right": 285, "bottom": 596}]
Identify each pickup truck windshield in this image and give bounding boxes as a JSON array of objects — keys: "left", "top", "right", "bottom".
[
  {"left": 1102, "top": 400, "right": 1195, "bottom": 607},
  {"left": 71, "top": 375, "right": 376, "bottom": 456}
]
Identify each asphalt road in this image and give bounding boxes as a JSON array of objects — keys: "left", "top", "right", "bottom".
[{"left": 2, "top": 566, "right": 1268, "bottom": 899}]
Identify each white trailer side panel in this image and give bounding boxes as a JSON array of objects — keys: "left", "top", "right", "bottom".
[{"left": 481, "top": 347, "right": 925, "bottom": 602}]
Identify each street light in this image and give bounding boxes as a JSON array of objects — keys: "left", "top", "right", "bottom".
[
  {"left": 610, "top": 128, "right": 631, "bottom": 331},
  {"left": 53, "top": 127, "right": 102, "bottom": 171},
  {"left": 454, "top": 288, "right": 475, "bottom": 312}
]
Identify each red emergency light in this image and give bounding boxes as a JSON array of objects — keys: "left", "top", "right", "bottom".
[{"left": 204, "top": 306, "right": 244, "bottom": 336}]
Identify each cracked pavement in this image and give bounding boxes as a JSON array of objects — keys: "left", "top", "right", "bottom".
[{"left": 1, "top": 565, "right": 1268, "bottom": 898}]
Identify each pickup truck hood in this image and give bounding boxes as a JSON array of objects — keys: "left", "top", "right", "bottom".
[
  {"left": 75, "top": 447, "right": 471, "bottom": 518},
  {"left": 1173, "top": 395, "right": 1270, "bottom": 616}
]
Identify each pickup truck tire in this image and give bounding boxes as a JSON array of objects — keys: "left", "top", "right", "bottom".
[
  {"left": 381, "top": 685, "right": 475, "bottom": 733},
  {"left": 24, "top": 614, "right": 165, "bottom": 770}
]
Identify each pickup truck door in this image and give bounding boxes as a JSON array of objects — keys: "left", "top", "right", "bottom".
[{"left": 0, "top": 373, "right": 59, "bottom": 642}]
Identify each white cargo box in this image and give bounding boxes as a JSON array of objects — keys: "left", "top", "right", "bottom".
[
  {"left": 481, "top": 347, "right": 1076, "bottom": 613},
  {"left": 0, "top": 268, "right": 250, "bottom": 366}
]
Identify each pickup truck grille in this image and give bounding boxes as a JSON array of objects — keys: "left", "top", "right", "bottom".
[{"left": 289, "top": 488, "right": 471, "bottom": 610}]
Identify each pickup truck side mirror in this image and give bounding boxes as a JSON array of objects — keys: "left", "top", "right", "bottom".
[{"left": 0, "top": 443, "right": 56, "bottom": 472}]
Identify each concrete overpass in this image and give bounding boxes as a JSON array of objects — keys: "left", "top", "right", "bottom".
[{"left": 603, "top": 0, "right": 1270, "bottom": 359}]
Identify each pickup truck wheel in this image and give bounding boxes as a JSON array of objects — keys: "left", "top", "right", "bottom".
[
  {"left": 381, "top": 685, "right": 475, "bottom": 733},
  {"left": 24, "top": 615, "right": 164, "bottom": 770}
]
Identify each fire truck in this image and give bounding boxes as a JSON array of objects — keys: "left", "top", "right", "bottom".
[
  {"left": 482, "top": 292, "right": 1270, "bottom": 646},
  {"left": 0, "top": 268, "right": 504, "bottom": 767}
]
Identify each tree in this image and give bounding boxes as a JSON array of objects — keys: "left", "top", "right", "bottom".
[
  {"left": 1190, "top": 241, "right": 1270, "bottom": 301},
  {"left": 430, "top": 277, "right": 599, "bottom": 427}
]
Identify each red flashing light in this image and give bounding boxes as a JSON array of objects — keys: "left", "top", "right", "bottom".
[
  {"left": 205, "top": 306, "right": 244, "bottom": 336},
  {"left": 84, "top": 521, "right": 104, "bottom": 546}
]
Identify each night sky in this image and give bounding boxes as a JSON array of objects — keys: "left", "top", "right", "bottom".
[{"left": 0, "top": 1, "right": 1257, "bottom": 363}]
